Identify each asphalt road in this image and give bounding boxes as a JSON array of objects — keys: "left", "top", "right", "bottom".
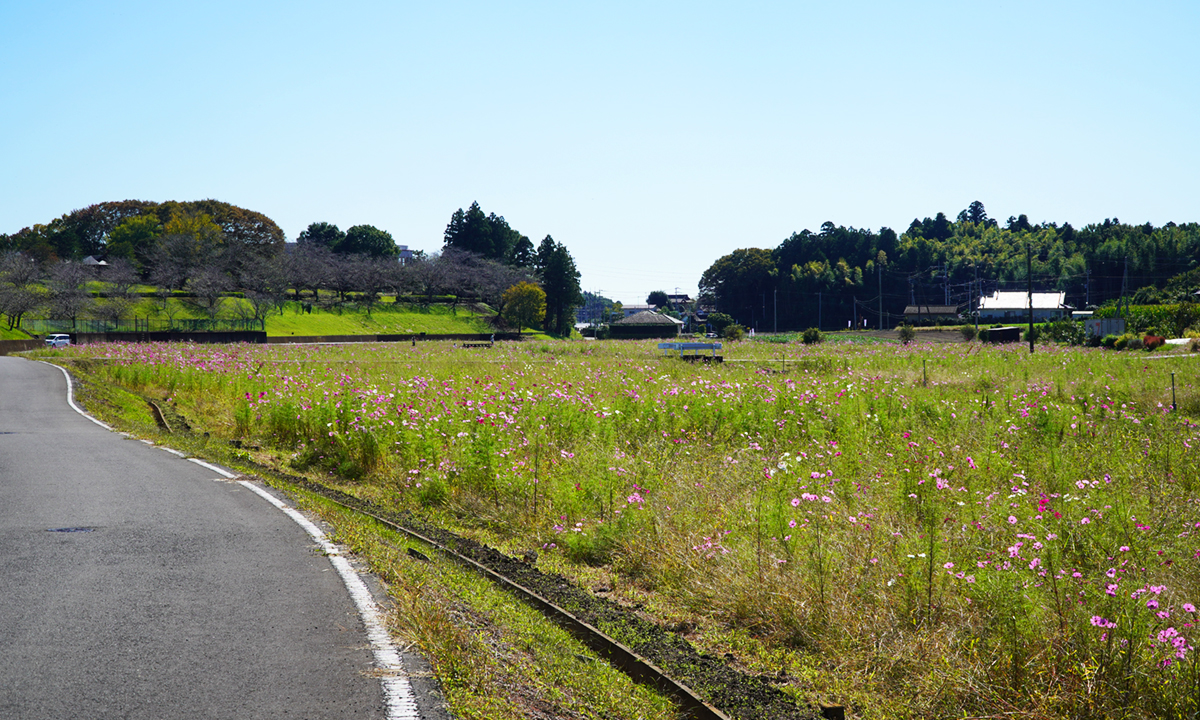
[{"left": 0, "top": 356, "right": 422, "bottom": 719}]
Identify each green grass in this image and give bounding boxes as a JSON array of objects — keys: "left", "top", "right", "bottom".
[
  {"left": 260, "top": 301, "right": 494, "bottom": 336},
  {"left": 0, "top": 326, "right": 33, "bottom": 340},
  {"left": 28, "top": 297, "right": 497, "bottom": 337}
]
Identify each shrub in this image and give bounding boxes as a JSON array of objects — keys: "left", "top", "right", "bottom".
[
  {"left": 1043, "top": 319, "right": 1085, "bottom": 346},
  {"left": 722, "top": 324, "right": 746, "bottom": 341},
  {"left": 897, "top": 324, "right": 917, "bottom": 344},
  {"left": 960, "top": 325, "right": 978, "bottom": 341},
  {"left": 1114, "top": 333, "right": 1143, "bottom": 350},
  {"left": 1143, "top": 335, "right": 1166, "bottom": 350},
  {"left": 978, "top": 327, "right": 990, "bottom": 343},
  {"left": 1101, "top": 334, "right": 1119, "bottom": 348},
  {"left": 708, "top": 312, "right": 735, "bottom": 335},
  {"left": 801, "top": 327, "right": 824, "bottom": 344}
]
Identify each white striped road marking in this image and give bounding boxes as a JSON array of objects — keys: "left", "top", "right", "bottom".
[{"left": 47, "top": 359, "right": 420, "bottom": 719}]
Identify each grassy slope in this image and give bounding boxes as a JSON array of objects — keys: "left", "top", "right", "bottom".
[
  {"left": 261, "top": 302, "right": 494, "bottom": 336},
  {"left": 0, "top": 326, "right": 33, "bottom": 340},
  {"left": 29, "top": 297, "right": 497, "bottom": 337}
]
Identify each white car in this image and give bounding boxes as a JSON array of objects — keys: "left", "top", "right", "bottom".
[{"left": 44, "top": 334, "right": 70, "bottom": 348}]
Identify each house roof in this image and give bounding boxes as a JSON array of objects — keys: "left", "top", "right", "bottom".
[
  {"left": 903, "top": 305, "right": 960, "bottom": 315},
  {"left": 613, "top": 311, "right": 683, "bottom": 326},
  {"left": 978, "top": 291, "right": 1066, "bottom": 311}
]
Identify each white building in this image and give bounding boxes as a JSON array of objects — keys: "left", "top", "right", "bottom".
[{"left": 978, "top": 291, "right": 1068, "bottom": 322}]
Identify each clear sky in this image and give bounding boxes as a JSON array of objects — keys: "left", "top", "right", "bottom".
[{"left": 2, "top": 1, "right": 1197, "bottom": 304}]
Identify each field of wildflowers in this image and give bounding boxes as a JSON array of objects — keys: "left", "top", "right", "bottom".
[{"left": 48, "top": 337, "right": 1200, "bottom": 718}]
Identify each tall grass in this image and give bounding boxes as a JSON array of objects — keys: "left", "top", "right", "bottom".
[{"left": 52, "top": 337, "right": 1200, "bottom": 718}]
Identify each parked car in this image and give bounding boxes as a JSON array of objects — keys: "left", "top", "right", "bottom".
[{"left": 44, "top": 334, "right": 70, "bottom": 348}]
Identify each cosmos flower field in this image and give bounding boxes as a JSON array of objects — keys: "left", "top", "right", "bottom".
[{"left": 60, "top": 337, "right": 1200, "bottom": 718}]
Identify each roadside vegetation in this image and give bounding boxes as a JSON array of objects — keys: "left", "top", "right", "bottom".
[{"left": 31, "top": 333, "right": 1200, "bottom": 719}]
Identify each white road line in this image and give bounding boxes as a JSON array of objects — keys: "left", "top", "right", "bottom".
[
  {"left": 188, "top": 457, "right": 237, "bottom": 478},
  {"left": 238, "top": 481, "right": 419, "bottom": 719},
  {"left": 40, "top": 362, "right": 113, "bottom": 430},
  {"left": 47, "top": 359, "right": 420, "bottom": 719}
]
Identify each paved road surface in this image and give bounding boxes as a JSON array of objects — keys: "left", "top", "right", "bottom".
[{"left": 0, "top": 356, "right": 428, "bottom": 719}]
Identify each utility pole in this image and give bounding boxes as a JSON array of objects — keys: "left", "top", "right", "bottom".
[
  {"left": 818, "top": 292, "right": 822, "bottom": 331},
  {"left": 877, "top": 260, "right": 883, "bottom": 331},
  {"left": 1027, "top": 242, "right": 1034, "bottom": 354},
  {"left": 773, "top": 288, "right": 777, "bottom": 335},
  {"left": 973, "top": 263, "right": 979, "bottom": 332},
  {"left": 1120, "top": 255, "right": 1129, "bottom": 319}
]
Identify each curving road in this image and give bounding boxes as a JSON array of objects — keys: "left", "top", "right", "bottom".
[{"left": 0, "top": 356, "right": 435, "bottom": 719}]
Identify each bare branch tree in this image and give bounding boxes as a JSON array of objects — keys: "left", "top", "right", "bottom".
[{"left": 47, "top": 261, "right": 94, "bottom": 329}]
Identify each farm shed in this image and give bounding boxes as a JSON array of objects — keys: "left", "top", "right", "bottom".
[
  {"left": 978, "top": 291, "right": 1068, "bottom": 322},
  {"left": 902, "top": 305, "right": 961, "bottom": 323},
  {"left": 609, "top": 311, "right": 683, "bottom": 339}
]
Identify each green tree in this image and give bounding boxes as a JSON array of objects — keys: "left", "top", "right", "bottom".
[
  {"left": 104, "top": 214, "right": 161, "bottom": 271},
  {"left": 339, "top": 225, "right": 399, "bottom": 258},
  {"left": 698, "top": 248, "right": 775, "bottom": 326},
  {"left": 647, "top": 290, "right": 670, "bottom": 308},
  {"left": 502, "top": 281, "right": 546, "bottom": 334},
  {"left": 297, "top": 222, "right": 345, "bottom": 249},
  {"left": 444, "top": 201, "right": 531, "bottom": 264},
  {"left": 535, "top": 236, "right": 584, "bottom": 336}
]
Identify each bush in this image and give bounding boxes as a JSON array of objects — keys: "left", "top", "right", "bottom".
[
  {"left": 897, "top": 324, "right": 917, "bottom": 344},
  {"left": 722, "top": 324, "right": 746, "bottom": 341},
  {"left": 708, "top": 312, "right": 735, "bottom": 335},
  {"left": 801, "top": 327, "right": 824, "bottom": 344},
  {"left": 1114, "top": 333, "right": 1143, "bottom": 350},
  {"left": 1043, "top": 320, "right": 1085, "bottom": 346},
  {"left": 1101, "top": 334, "right": 1119, "bottom": 349},
  {"left": 960, "top": 325, "right": 977, "bottom": 341}
]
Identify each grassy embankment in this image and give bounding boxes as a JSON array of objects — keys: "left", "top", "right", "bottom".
[
  {"left": 17, "top": 296, "right": 505, "bottom": 337},
  {"left": 32, "top": 336, "right": 1200, "bottom": 719}
]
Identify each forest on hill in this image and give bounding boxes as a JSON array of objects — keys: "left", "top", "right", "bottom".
[{"left": 699, "top": 201, "right": 1200, "bottom": 331}]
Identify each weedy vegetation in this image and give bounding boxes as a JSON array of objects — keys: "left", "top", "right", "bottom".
[{"left": 34, "top": 335, "right": 1200, "bottom": 719}]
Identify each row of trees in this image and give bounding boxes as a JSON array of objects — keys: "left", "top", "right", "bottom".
[
  {"left": 2, "top": 199, "right": 586, "bottom": 336},
  {"left": 699, "top": 201, "right": 1200, "bottom": 331}
]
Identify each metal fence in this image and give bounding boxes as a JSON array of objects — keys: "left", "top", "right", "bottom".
[{"left": 21, "top": 318, "right": 264, "bottom": 334}]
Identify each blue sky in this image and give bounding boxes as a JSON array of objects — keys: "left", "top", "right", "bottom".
[{"left": 2, "top": 1, "right": 1197, "bottom": 304}]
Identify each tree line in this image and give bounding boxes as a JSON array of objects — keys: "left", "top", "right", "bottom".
[
  {"left": 1, "top": 199, "right": 584, "bottom": 335},
  {"left": 699, "top": 201, "right": 1200, "bottom": 331}
]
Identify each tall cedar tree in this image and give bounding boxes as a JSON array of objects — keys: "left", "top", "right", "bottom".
[
  {"left": 443, "top": 201, "right": 534, "bottom": 266},
  {"left": 535, "top": 235, "right": 583, "bottom": 336}
]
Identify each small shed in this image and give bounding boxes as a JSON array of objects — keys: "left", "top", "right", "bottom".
[
  {"left": 609, "top": 311, "right": 683, "bottom": 339},
  {"left": 983, "top": 326, "right": 1022, "bottom": 343},
  {"left": 903, "top": 305, "right": 961, "bottom": 323}
]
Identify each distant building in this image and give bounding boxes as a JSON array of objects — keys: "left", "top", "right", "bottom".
[
  {"left": 902, "top": 304, "right": 960, "bottom": 322},
  {"left": 609, "top": 311, "right": 683, "bottom": 339},
  {"left": 621, "top": 303, "right": 655, "bottom": 317},
  {"left": 978, "top": 291, "right": 1068, "bottom": 322}
]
